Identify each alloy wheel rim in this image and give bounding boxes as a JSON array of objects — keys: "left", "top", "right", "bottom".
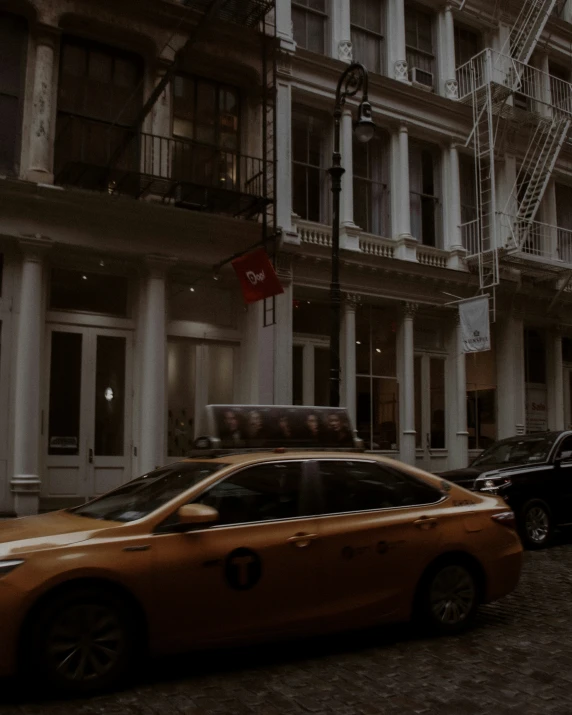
[
  {"left": 46, "top": 603, "right": 125, "bottom": 682},
  {"left": 429, "top": 565, "right": 475, "bottom": 625},
  {"left": 525, "top": 506, "right": 549, "bottom": 543}
]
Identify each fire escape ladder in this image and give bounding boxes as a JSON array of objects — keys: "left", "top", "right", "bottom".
[
  {"left": 472, "top": 78, "right": 500, "bottom": 302},
  {"left": 510, "top": 116, "right": 571, "bottom": 249},
  {"left": 507, "top": 0, "right": 557, "bottom": 66}
]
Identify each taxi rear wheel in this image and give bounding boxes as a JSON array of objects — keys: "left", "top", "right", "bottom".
[
  {"left": 415, "top": 559, "right": 480, "bottom": 635},
  {"left": 24, "top": 586, "right": 138, "bottom": 695}
]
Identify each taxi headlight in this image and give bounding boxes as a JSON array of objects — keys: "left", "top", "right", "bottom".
[{"left": 0, "top": 560, "right": 24, "bottom": 577}]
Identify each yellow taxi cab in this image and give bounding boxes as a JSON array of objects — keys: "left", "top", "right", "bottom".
[{"left": 0, "top": 406, "right": 522, "bottom": 694}]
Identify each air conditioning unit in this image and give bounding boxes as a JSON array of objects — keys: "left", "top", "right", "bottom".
[{"left": 409, "top": 67, "right": 434, "bottom": 91}]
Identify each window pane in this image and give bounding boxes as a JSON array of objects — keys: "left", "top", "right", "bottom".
[
  {"left": 430, "top": 358, "right": 445, "bottom": 448},
  {"left": 307, "top": 13, "right": 325, "bottom": 54},
  {"left": 292, "top": 8, "right": 307, "bottom": 49},
  {"left": 525, "top": 329, "right": 546, "bottom": 383},
  {"left": 94, "top": 336, "right": 126, "bottom": 456},
  {"left": 293, "top": 163, "right": 308, "bottom": 218},
  {"left": 414, "top": 356, "right": 422, "bottom": 448},
  {"left": 293, "top": 301, "right": 330, "bottom": 335},
  {"left": 208, "top": 345, "right": 235, "bottom": 403},
  {"left": 373, "top": 378, "right": 399, "bottom": 450},
  {"left": 314, "top": 347, "right": 330, "bottom": 405},
  {"left": 0, "top": 12, "right": 27, "bottom": 96},
  {"left": 317, "top": 460, "right": 441, "bottom": 514},
  {"left": 50, "top": 268, "right": 129, "bottom": 316},
  {"left": 195, "top": 81, "right": 217, "bottom": 144},
  {"left": 167, "top": 339, "right": 196, "bottom": 457},
  {"left": 48, "top": 332, "right": 82, "bottom": 456},
  {"left": 0, "top": 95, "right": 19, "bottom": 172},
  {"left": 293, "top": 345, "right": 304, "bottom": 405},
  {"left": 195, "top": 462, "right": 304, "bottom": 524}
]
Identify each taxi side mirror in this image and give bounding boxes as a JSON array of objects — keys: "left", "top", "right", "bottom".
[{"left": 177, "top": 504, "right": 219, "bottom": 529}]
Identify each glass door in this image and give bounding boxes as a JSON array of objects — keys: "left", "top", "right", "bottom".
[{"left": 44, "top": 326, "right": 132, "bottom": 504}]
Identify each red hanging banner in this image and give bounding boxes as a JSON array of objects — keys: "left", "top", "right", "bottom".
[{"left": 231, "top": 247, "right": 284, "bottom": 304}]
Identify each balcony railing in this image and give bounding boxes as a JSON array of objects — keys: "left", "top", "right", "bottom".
[
  {"left": 54, "top": 114, "right": 272, "bottom": 219},
  {"left": 456, "top": 48, "right": 572, "bottom": 118},
  {"left": 461, "top": 213, "right": 572, "bottom": 266}
]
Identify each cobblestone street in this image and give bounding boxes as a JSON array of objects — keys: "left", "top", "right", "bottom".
[{"left": 3, "top": 542, "right": 572, "bottom": 715}]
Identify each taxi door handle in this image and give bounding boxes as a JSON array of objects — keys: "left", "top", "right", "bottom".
[
  {"left": 413, "top": 517, "right": 438, "bottom": 530},
  {"left": 287, "top": 532, "right": 318, "bottom": 548}
]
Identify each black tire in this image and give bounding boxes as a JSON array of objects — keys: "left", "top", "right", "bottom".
[
  {"left": 519, "top": 499, "right": 553, "bottom": 550},
  {"left": 23, "top": 586, "right": 138, "bottom": 695},
  {"left": 415, "top": 558, "right": 480, "bottom": 635}
]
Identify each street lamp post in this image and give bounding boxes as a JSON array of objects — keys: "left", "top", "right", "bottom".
[{"left": 328, "top": 62, "right": 375, "bottom": 408}]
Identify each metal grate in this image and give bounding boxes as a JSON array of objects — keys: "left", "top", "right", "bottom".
[{"left": 182, "top": 0, "right": 274, "bottom": 28}]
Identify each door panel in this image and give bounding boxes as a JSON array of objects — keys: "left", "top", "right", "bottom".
[
  {"left": 151, "top": 516, "right": 321, "bottom": 651},
  {"left": 44, "top": 326, "right": 132, "bottom": 502},
  {"left": 308, "top": 459, "right": 445, "bottom": 629}
]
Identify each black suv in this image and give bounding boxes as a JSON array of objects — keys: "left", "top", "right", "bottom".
[{"left": 440, "top": 431, "right": 572, "bottom": 549}]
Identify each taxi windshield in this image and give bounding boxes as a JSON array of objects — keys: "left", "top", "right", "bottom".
[
  {"left": 472, "top": 435, "right": 555, "bottom": 468},
  {"left": 71, "top": 462, "right": 224, "bottom": 522}
]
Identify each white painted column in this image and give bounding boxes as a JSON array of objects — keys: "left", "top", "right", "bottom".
[
  {"left": 391, "top": 125, "right": 416, "bottom": 260},
  {"left": 340, "top": 109, "right": 360, "bottom": 251},
  {"left": 334, "top": 0, "right": 353, "bottom": 62},
  {"left": 273, "top": 264, "right": 293, "bottom": 405},
  {"left": 139, "top": 256, "right": 174, "bottom": 473},
  {"left": 275, "top": 0, "right": 296, "bottom": 51},
  {"left": 27, "top": 25, "right": 59, "bottom": 183},
  {"left": 447, "top": 318, "right": 469, "bottom": 468},
  {"left": 276, "top": 53, "right": 298, "bottom": 244},
  {"left": 387, "top": 0, "right": 409, "bottom": 82},
  {"left": 302, "top": 344, "right": 314, "bottom": 406},
  {"left": 547, "top": 330, "right": 565, "bottom": 431},
  {"left": 542, "top": 179, "right": 559, "bottom": 260},
  {"left": 443, "top": 143, "right": 466, "bottom": 268},
  {"left": 341, "top": 296, "right": 357, "bottom": 426},
  {"left": 437, "top": 4, "right": 458, "bottom": 99},
  {"left": 11, "top": 237, "right": 52, "bottom": 516},
  {"left": 398, "top": 303, "right": 417, "bottom": 465},
  {"left": 496, "top": 314, "right": 526, "bottom": 438}
]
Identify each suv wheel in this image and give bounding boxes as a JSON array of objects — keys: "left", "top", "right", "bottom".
[
  {"left": 520, "top": 499, "right": 553, "bottom": 549},
  {"left": 416, "top": 559, "right": 479, "bottom": 635}
]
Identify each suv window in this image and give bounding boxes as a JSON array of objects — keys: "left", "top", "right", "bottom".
[
  {"left": 193, "top": 462, "right": 306, "bottom": 526},
  {"left": 316, "top": 460, "right": 442, "bottom": 515},
  {"left": 557, "top": 436, "right": 572, "bottom": 460}
]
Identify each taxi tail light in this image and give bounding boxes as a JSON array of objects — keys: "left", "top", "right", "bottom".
[{"left": 491, "top": 511, "right": 517, "bottom": 530}]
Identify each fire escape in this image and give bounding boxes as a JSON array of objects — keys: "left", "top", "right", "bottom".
[
  {"left": 456, "top": 0, "right": 572, "bottom": 318},
  {"left": 54, "top": 0, "right": 276, "bottom": 227}
]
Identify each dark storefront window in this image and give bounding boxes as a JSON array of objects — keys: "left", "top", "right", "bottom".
[
  {"left": 50, "top": 269, "right": 129, "bottom": 317},
  {"left": 0, "top": 12, "right": 27, "bottom": 174},
  {"left": 525, "top": 329, "right": 546, "bottom": 384}
]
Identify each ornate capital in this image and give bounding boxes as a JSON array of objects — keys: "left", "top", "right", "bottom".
[
  {"left": 394, "top": 60, "right": 409, "bottom": 82},
  {"left": 344, "top": 293, "right": 361, "bottom": 310},
  {"left": 276, "top": 49, "right": 293, "bottom": 77},
  {"left": 144, "top": 254, "right": 177, "bottom": 279},
  {"left": 19, "top": 234, "right": 53, "bottom": 262},
  {"left": 445, "top": 79, "right": 459, "bottom": 100},
  {"left": 402, "top": 301, "right": 419, "bottom": 319},
  {"left": 338, "top": 40, "right": 353, "bottom": 63}
]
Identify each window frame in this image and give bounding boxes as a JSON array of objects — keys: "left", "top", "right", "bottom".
[
  {"left": 0, "top": 12, "right": 28, "bottom": 175},
  {"left": 352, "top": 133, "right": 389, "bottom": 236},
  {"left": 350, "top": 0, "right": 385, "bottom": 76},
  {"left": 405, "top": 3, "right": 435, "bottom": 87},
  {"left": 292, "top": 0, "right": 328, "bottom": 55},
  {"left": 311, "top": 458, "right": 446, "bottom": 517},
  {"left": 409, "top": 140, "right": 441, "bottom": 247},
  {"left": 292, "top": 109, "right": 330, "bottom": 223},
  {"left": 453, "top": 23, "right": 481, "bottom": 68}
]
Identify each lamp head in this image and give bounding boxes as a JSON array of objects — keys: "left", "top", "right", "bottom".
[{"left": 354, "top": 99, "right": 375, "bottom": 143}]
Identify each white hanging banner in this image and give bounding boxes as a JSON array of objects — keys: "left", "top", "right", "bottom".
[{"left": 459, "top": 296, "right": 491, "bottom": 353}]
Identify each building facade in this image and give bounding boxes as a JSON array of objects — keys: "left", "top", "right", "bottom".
[{"left": 1, "top": 0, "right": 572, "bottom": 516}]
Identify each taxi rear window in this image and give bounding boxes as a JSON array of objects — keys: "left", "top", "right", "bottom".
[{"left": 71, "top": 462, "right": 224, "bottom": 522}]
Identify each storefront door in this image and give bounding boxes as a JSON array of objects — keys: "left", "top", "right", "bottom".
[{"left": 43, "top": 325, "right": 133, "bottom": 505}]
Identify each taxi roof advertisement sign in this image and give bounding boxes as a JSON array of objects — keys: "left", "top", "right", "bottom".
[{"left": 205, "top": 405, "right": 358, "bottom": 450}]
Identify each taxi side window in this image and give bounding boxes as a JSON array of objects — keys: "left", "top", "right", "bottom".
[
  {"left": 316, "top": 460, "right": 442, "bottom": 514},
  {"left": 193, "top": 462, "right": 305, "bottom": 526}
]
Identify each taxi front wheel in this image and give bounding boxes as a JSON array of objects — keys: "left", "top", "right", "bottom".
[
  {"left": 23, "top": 586, "right": 139, "bottom": 694},
  {"left": 415, "top": 559, "right": 480, "bottom": 635}
]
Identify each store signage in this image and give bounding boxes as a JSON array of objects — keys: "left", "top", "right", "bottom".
[
  {"left": 232, "top": 248, "right": 284, "bottom": 304},
  {"left": 459, "top": 296, "right": 491, "bottom": 353},
  {"left": 526, "top": 387, "right": 548, "bottom": 433}
]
